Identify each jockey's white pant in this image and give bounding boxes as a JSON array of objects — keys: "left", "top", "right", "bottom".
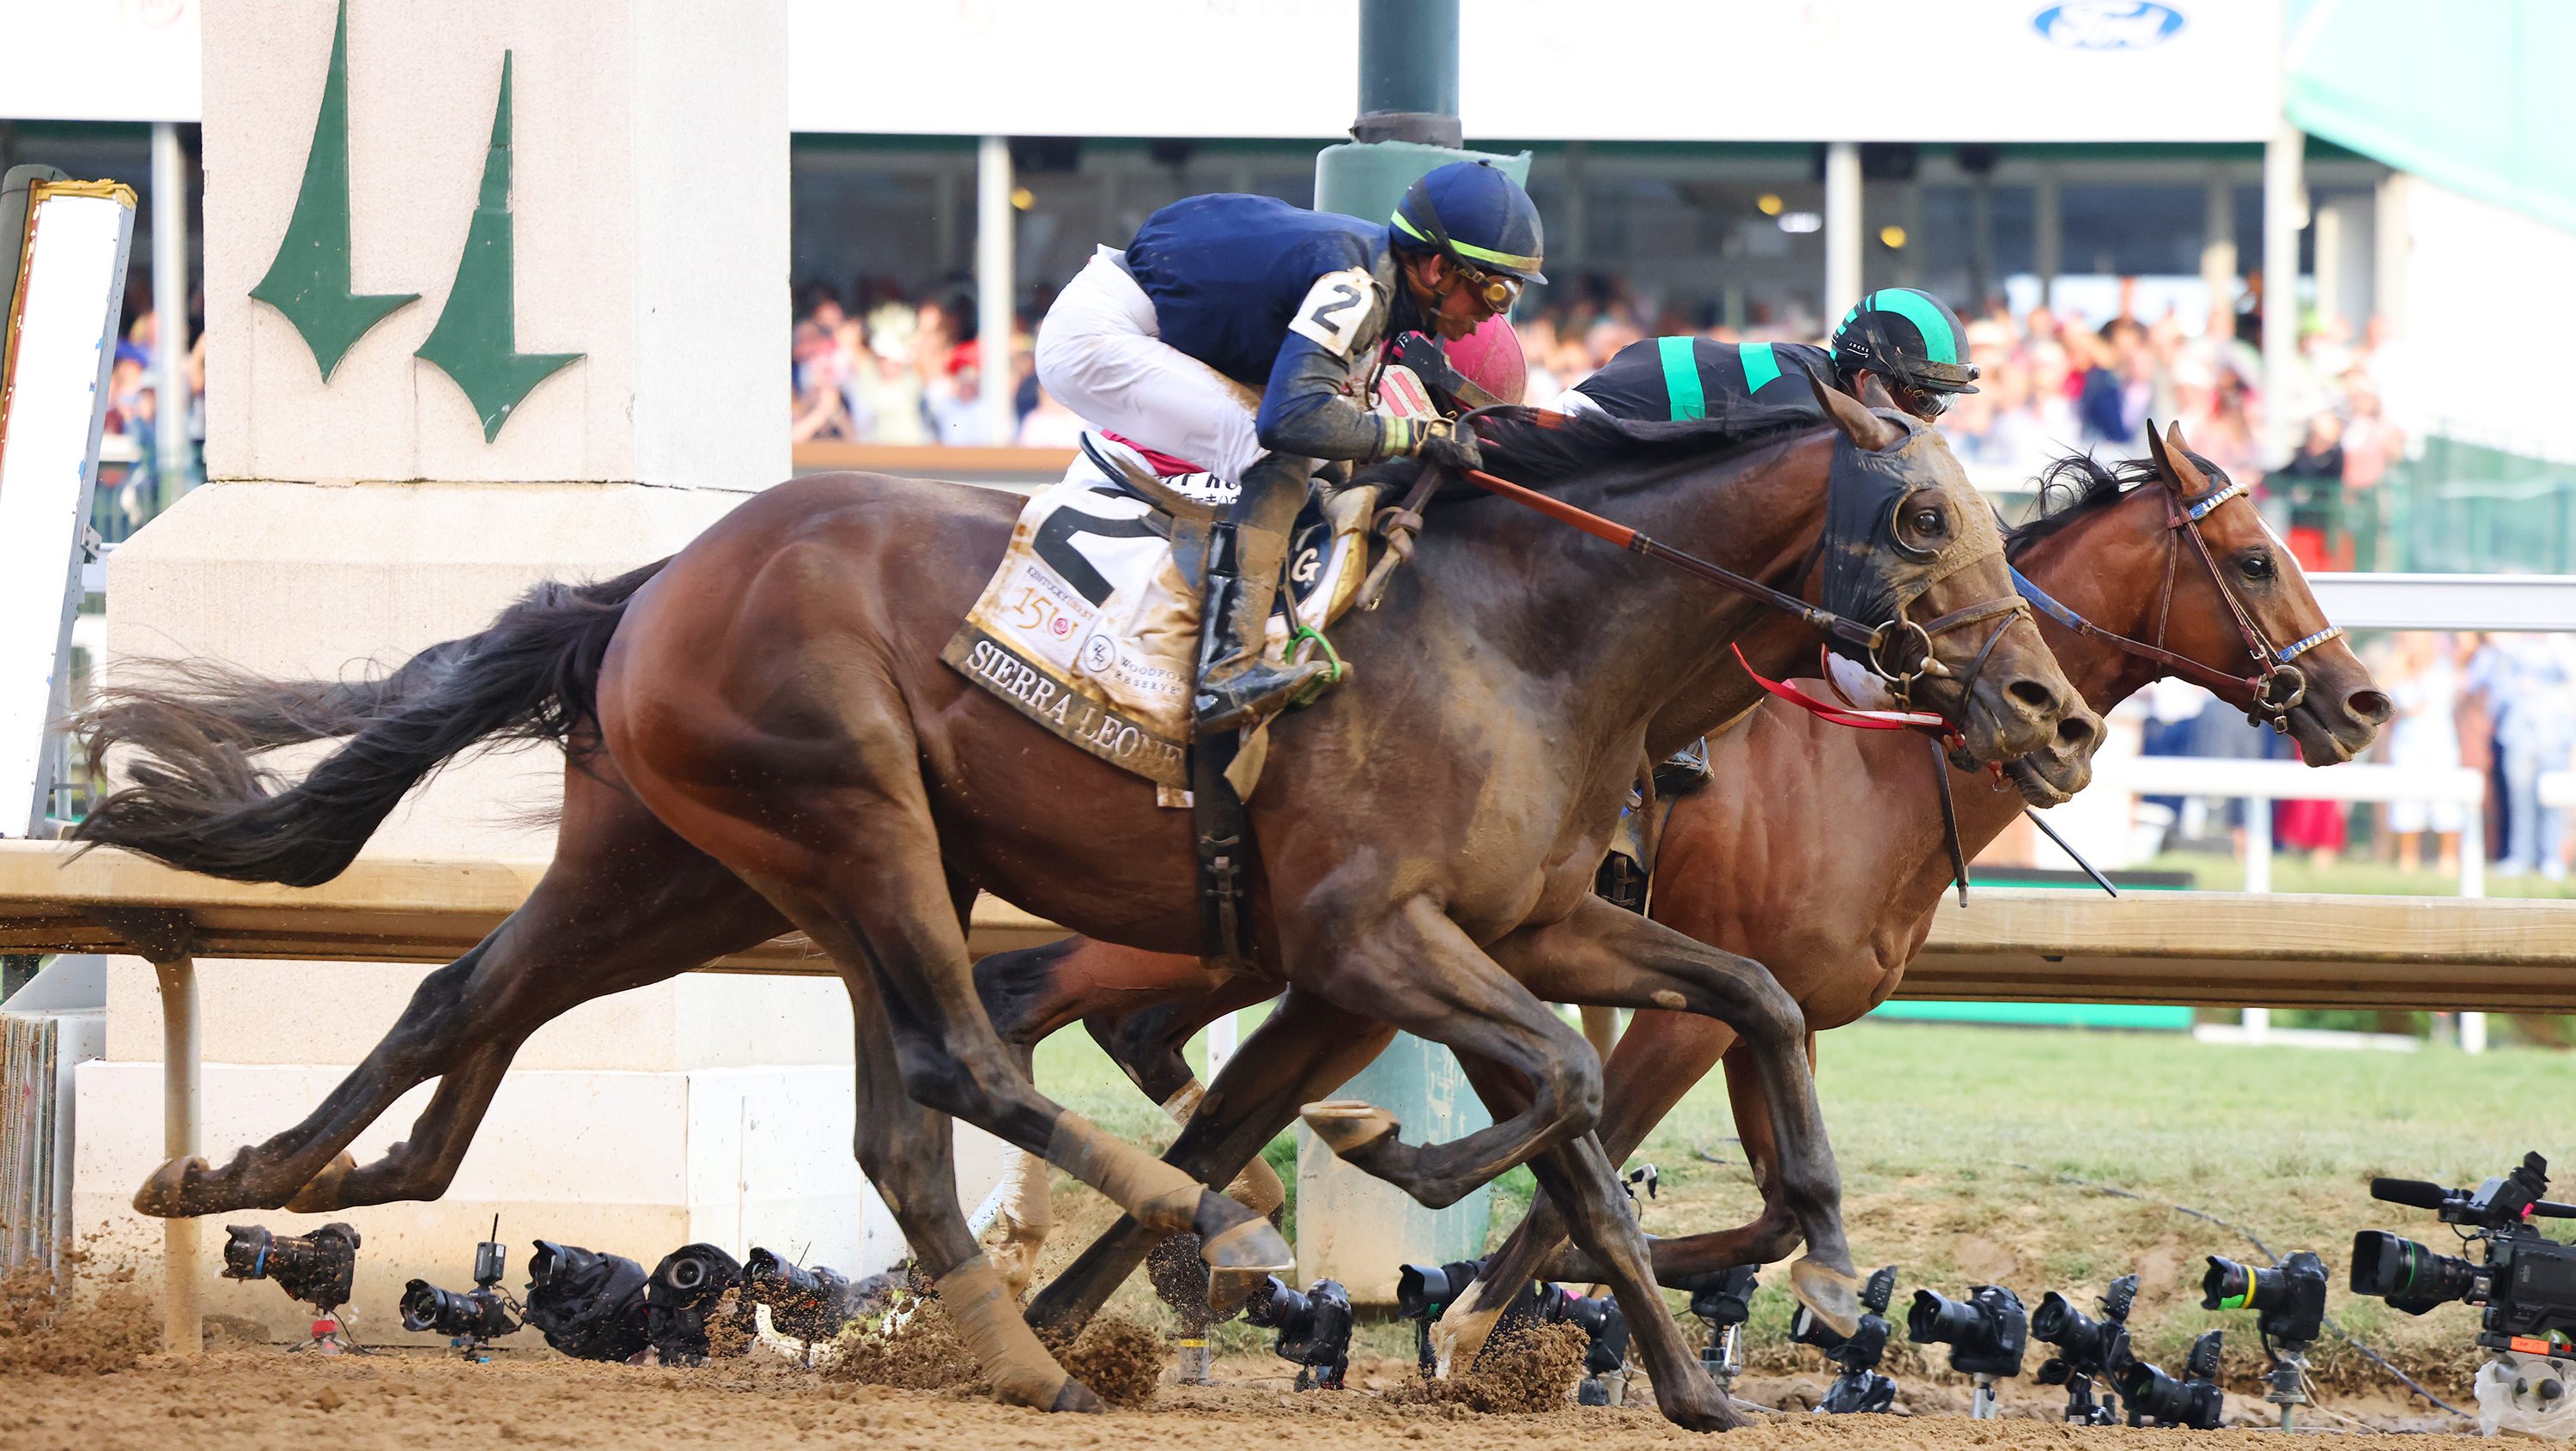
[{"left": 1035, "top": 246, "right": 1266, "bottom": 483}]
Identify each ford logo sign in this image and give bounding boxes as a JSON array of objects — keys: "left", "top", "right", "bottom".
[{"left": 2032, "top": 2, "right": 2185, "bottom": 50}]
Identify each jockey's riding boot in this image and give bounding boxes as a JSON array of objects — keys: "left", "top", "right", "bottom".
[
  {"left": 1651, "top": 737, "right": 1716, "bottom": 796},
  {"left": 1194, "top": 455, "right": 1331, "bottom": 736}
]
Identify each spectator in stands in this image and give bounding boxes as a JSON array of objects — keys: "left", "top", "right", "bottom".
[
  {"left": 2481, "top": 635, "right": 2576, "bottom": 880},
  {"left": 2385, "top": 631, "right": 2466, "bottom": 876}
]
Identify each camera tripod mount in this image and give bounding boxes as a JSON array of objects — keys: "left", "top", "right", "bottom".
[
  {"left": 1969, "top": 1372, "right": 2004, "bottom": 1420},
  {"left": 2263, "top": 1342, "right": 2315, "bottom": 1431}
]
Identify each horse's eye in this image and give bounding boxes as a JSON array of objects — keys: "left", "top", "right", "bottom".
[
  {"left": 2239, "top": 553, "right": 2275, "bottom": 581},
  {"left": 1910, "top": 507, "right": 1947, "bottom": 537}
]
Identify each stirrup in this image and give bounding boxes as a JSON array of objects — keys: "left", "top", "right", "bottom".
[
  {"left": 1194, "top": 658, "right": 1331, "bottom": 736},
  {"left": 1285, "top": 624, "right": 1349, "bottom": 708}
]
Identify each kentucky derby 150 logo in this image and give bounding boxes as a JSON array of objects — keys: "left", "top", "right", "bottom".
[{"left": 2032, "top": 2, "right": 2185, "bottom": 49}]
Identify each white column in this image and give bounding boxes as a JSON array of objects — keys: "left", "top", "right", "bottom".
[
  {"left": 1824, "top": 141, "right": 1862, "bottom": 325},
  {"left": 154, "top": 955, "right": 200, "bottom": 1356},
  {"left": 1206, "top": 1011, "right": 1239, "bottom": 1079},
  {"left": 2033, "top": 171, "right": 2062, "bottom": 311},
  {"left": 976, "top": 136, "right": 1017, "bottom": 447},
  {"left": 2263, "top": 121, "right": 2306, "bottom": 434},
  {"left": 2373, "top": 172, "right": 2411, "bottom": 343},
  {"left": 2202, "top": 176, "right": 2238, "bottom": 322},
  {"left": 2241, "top": 791, "right": 2271, "bottom": 1042},
  {"left": 150, "top": 122, "right": 192, "bottom": 496},
  {"left": 2462, "top": 769, "right": 2488, "bottom": 1053}
]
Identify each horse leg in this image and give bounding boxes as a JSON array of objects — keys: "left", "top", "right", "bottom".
[
  {"left": 1449, "top": 1057, "right": 1740, "bottom": 1432},
  {"left": 1537, "top": 1035, "right": 1826, "bottom": 1287},
  {"left": 1483, "top": 895, "right": 1858, "bottom": 1333},
  {"left": 975, "top": 938, "right": 1242, "bottom": 1296},
  {"left": 1024, "top": 987, "right": 1393, "bottom": 1339},
  {"left": 1285, "top": 896, "right": 1608, "bottom": 1210},
  {"left": 136, "top": 766, "right": 786, "bottom": 1218},
  {"left": 1442, "top": 1007, "right": 1740, "bottom": 1350},
  {"left": 846, "top": 955, "right": 1099, "bottom": 1412}
]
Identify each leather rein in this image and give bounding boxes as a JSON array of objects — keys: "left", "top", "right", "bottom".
[
  {"left": 1427, "top": 424, "right": 2038, "bottom": 908},
  {"left": 2008, "top": 474, "right": 2343, "bottom": 735}
]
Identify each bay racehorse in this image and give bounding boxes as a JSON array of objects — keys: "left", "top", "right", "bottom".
[
  {"left": 964, "top": 423, "right": 2385, "bottom": 1369},
  {"left": 71, "top": 386, "right": 2084, "bottom": 1428}
]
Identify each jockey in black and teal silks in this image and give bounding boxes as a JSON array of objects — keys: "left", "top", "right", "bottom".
[{"left": 1566, "top": 288, "right": 1980, "bottom": 431}]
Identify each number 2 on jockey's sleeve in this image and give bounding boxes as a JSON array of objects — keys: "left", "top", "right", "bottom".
[{"left": 1286, "top": 267, "right": 1376, "bottom": 359}]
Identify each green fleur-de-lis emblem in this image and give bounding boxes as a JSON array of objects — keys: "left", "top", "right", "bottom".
[
  {"left": 249, "top": 0, "right": 417, "bottom": 381},
  {"left": 252, "top": 12, "right": 582, "bottom": 442},
  {"left": 415, "top": 52, "right": 584, "bottom": 441}
]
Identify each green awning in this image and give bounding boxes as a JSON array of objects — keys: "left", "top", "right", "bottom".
[{"left": 2286, "top": 0, "right": 2576, "bottom": 233}]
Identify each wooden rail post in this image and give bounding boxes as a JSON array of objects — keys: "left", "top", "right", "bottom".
[
  {"left": 152, "top": 951, "right": 199, "bottom": 1356},
  {"left": 82, "top": 904, "right": 200, "bottom": 1356}
]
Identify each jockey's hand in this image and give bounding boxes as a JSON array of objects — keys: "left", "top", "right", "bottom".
[{"left": 1415, "top": 416, "right": 1484, "bottom": 473}]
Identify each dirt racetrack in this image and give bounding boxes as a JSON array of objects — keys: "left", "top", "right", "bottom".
[{"left": 4, "top": 1347, "right": 2497, "bottom": 1451}]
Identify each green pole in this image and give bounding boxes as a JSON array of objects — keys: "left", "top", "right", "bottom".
[{"left": 1295, "top": 0, "right": 1532, "bottom": 1304}]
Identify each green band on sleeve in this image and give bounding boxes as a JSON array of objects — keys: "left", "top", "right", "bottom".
[
  {"left": 1741, "top": 341, "right": 1781, "bottom": 392},
  {"left": 1658, "top": 336, "right": 1706, "bottom": 421}
]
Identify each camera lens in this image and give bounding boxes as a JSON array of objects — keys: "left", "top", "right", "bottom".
[
  {"left": 400, "top": 1279, "right": 460, "bottom": 1333},
  {"left": 2349, "top": 1231, "right": 2476, "bottom": 1311},
  {"left": 1908, "top": 1288, "right": 1980, "bottom": 1345},
  {"left": 220, "top": 1226, "right": 274, "bottom": 1280},
  {"left": 2202, "top": 1255, "right": 2260, "bottom": 1310},
  {"left": 1241, "top": 1276, "right": 1306, "bottom": 1331},
  {"left": 1394, "top": 1259, "right": 1482, "bottom": 1320}
]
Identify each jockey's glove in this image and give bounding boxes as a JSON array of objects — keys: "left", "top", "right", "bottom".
[{"left": 1379, "top": 413, "right": 1484, "bottom": 472}]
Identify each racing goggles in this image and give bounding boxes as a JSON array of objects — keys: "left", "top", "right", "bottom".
[
  {"left": 1453, "top": 259, "right": 1523, "bottom": 313},
  {"left": 1895, "top": 381, "right": 1953, "bottom": 421}
]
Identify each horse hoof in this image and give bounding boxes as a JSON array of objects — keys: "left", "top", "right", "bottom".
[
  {"left": 1298, "top": 1099, "right": 1400, "bottom": 1157},
  {"left": 1789, "top": 1258, "right": 1863, "bottom": 1339},
  {"left": 131, "top": 1156, "right": 210, "bottom": 1217},
  {"left": 1047, "top": 1378, "right": 1106, "bottom": 1414},
  {"left": 1664, "top": 1392, "right": 1752, "bottom": 1433},
  {"left": 1205, "top": 1264, "right": 1279, "bottom": 1319},
  {"left": 283, "top": 1152, "right": 361, "bottom": 1213}
]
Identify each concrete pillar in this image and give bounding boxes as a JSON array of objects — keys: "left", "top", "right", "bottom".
[
  {"left": 976, "top": 136, "right": 1016, "bottom": 446},
  {"left": 1558, "top": 140, "right": 1588, "bottom": 273},
  {"left": 75, "top": 0, "right": 1019, "bottom": 1342},
  {"left": 2033, "top": 171, "right": 2062, "bottom": 311},
  {"left": 1968, "top": 179, "right": 1994, "bottom": 310},
  {"left": 1824, "top": 141, "right": 1862, "bottom": 325},
  {"left": 2373, "top": 172, "right": 2411, "bottom": 343},
  {"left": 150, "top": 123, "right": 191, "bottom": 497},
  {"left": 2202, "top": 176, "right": 2238, "bottom": 323},
  {"left": 2263, "top": 121, "right": 2306, "bottom": 423}
]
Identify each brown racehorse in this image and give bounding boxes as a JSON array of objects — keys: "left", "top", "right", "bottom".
[
  {"left": 70, "top": 391, "right": 2083, "bottom": 1428},
  {"left": 969, "top": 424, "right": 2386, "bottom": 1368}
]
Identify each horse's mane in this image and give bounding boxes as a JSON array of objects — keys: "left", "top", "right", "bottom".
[
  {"left": 2006, "top": 447, "right": 2230, "bottom": 557},
  {"left": 1468, "top": 400, "right": 1832, "bottom": 492}
]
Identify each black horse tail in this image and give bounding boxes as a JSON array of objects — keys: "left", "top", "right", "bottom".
[{"left": 68, "top": 559, "right": 670, "bottom": 888}]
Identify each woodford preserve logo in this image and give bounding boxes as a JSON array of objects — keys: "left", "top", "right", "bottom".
[{"left": 251, "top": 0, "right": 583, "bottom": 440}]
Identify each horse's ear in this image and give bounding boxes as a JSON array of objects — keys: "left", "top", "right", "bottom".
[
  {"left": 2156, "top": 420, "right": 2213, "bottom": 496},
  {"left": 1806, "top": 366, "right": 1903, "bottom": 450},
  {"left": 1854, "top": 370, "right": 1899, "bottom": 413}
]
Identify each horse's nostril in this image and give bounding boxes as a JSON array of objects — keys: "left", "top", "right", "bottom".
[
  {"left": 2346, "top": 688, "right": 2394, "bottom": 726},
  {"left": 2007, "top": 677, "right": 2058, "bottom": 714},
  {"left": 2056, "top": 713, "right": 2099, "bottom": 750}
]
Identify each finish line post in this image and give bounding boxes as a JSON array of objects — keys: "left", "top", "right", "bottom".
[{"left": 1295, "top": 0, "right": 1532, "bottom": 1301}]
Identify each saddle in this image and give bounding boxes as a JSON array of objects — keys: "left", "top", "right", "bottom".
[{"left": 940, "top": 434, "right": 1381, "bottom": 798}]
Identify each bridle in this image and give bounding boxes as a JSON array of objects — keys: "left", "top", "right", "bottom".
[{"left": 2008, "top": 464, "right": 2344, "bottom": 734}]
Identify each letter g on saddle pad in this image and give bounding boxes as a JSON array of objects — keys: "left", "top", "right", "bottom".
[{"left": 939, "top": 432, "right": 1382, "bottom": 796}]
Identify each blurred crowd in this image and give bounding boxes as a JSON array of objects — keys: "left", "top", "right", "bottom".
[
  {"left": 2136, "top": 632, "right": 2576, "bottom": 882},
  {"left": 788, "top": 283, "right": 1082, "bottom": 450},
  {"left": 794, "top": 271, "right": 2409, "bottom": 579},
  {"left": 96, "top": 298, "right": 206, "bottom": 538}
]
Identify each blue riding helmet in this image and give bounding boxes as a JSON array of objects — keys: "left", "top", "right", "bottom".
[
  {"left": 1391, "top": 160, "right": 1548, "bottom": 285},
  {"left": 1830, "top": 288, "right": 1980, "bottom": 398}
]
